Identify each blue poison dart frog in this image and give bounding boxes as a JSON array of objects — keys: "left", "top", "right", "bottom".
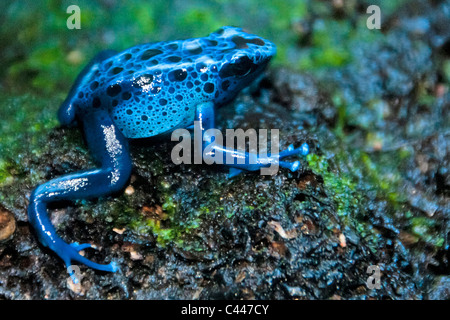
[{"left": 28, "top": 26, "right": 309, "bottom": 282}]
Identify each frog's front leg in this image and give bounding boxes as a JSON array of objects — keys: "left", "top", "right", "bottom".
[
  {"left": 28, "top": 110, "right": 132, "bottom": 281},
  {"left": 194, "top": 102, "right": 309, "bottom": 177}
]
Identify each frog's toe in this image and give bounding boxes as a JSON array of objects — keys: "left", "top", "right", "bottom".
[
  {"left": 109, "top": 261, "right": 120, "bottom": 272},
  {"left": 228, "top": 167, "right": 244, "bottom": 178},
  {"left": 279, "top": 142, "right": 310, "bottom": 159},
  {"left": 279, "top": 160, "right": 301, "bottom": 172},
  {"left": 70, "top": 242, "right": 94, "bottom": 251}
]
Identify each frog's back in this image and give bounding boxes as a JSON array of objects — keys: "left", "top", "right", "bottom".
[{"left": 63, "top": 27, "right": 276, "bottom": 138}]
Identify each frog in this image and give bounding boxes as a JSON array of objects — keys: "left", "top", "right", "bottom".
[{"left": 28, "top": 26, "right": 310, "bottom": 281}]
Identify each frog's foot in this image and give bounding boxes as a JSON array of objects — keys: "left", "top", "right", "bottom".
[
  {"left": 57, "top": 239, "right": 119, "bottom": 283},
  {"left": 276, "top": 142, "right": 309, "bottom": 172},
  {"left": 226, "top": 143, "right": 309, "bottom": 178},
  {"left": 267, "top": 142, "right": 309, "bottom": 173}
]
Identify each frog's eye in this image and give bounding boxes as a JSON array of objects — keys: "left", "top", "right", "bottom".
[{"left": 219, "top": 56, "right": 257, "bottom": 78}]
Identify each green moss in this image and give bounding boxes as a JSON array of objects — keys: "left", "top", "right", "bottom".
[
  {"left": 443, "top": 60, "right": 450, "bottom": 84},
  {"left": 0, "top": 160, "right": 14, "bottom": 186},
  {"left": 0, "top": 94, "right": 60, "bottom": 187},
  {"left": 306, "top": 153, "right": 360, "bottom": 219},
  {"left": 410, "top": 217, "right": 445, "bottom": 248},
  {"left": 359, "top": 151, "right": 405, "bottom": 205},
  {"left": 125, "top": 194, "right": 203, "bottom": 248}
]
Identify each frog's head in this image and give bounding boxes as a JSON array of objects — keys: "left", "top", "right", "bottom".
[{"left": 208, "top": 26, "right": 277, "bottom": 105}]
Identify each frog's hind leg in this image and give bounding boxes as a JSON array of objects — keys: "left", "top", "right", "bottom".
[{"left": 28, "top": 110, "right": 131, "bottom": 280}]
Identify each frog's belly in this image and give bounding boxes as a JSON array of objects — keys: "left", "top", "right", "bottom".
[{"left": 112, "top": 102, "right": 196, "bottom": 139}]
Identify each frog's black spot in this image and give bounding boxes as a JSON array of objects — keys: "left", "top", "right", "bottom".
[
  {"left": 92, "top": 97, "right": 101, "bottom": 108},
  {"left": 126, "top": 109, "right": 133, "bottom": 115},
  {"left": 147, "top": 106, "right": 153, "bottom": 111},
  {"left": 112, "top": 99, "right": 118, "bottom": 107},
  {"left": 172, "top": 110, "right": 177, "bottom": 113},
  {"left": 159, "top": 99, "right": 167, "bottom": 106},
  {"left": 150, "top": 86, "right": 161, "bottom": 94},
  {"left": 110, "top": 67, "right": 123, "bottom": 75},
  {"left": 184, "top": 107, "right": 189, "bottom": 111},
  {"left": 149, "top": 59, "right": 159, "bottom": 66},
  {"left": 195, "top": 87, "right": 201, "bottom": 92},
  {"left": 203, "top": 83, "right": 214, "bottom": 94},
  {"left": 122, "top": 92, "right": 132, "bottom": 100},
  {"left": 105, "top": 61, "right": 113, "bottom": 69},
  {"left": 196, "top": 62, "right": 207, "bottom": 73},
  {"left": 107, "top": 84, "right": 122, "bottom": 97},
  {"left": 186, "top": 81, "right": 193, "bottom": 88},
  {"left": 141, "top": 115, "right": 148, "bottom": 121},
  {"left": 124, "top": 53, "right": 132, "bottom": 60},
  {"left": 168, "top": 87, "right": 175, "bottom": 94},
  {"left": 90, "top": 81, "right": 99, "bottom": 91},
  {"left": 168, "top": 43, "right": 178, "bottom": 50},
  {"left": 231, "top": 35, "right": 265, "bottom": 49},
  {"left": 168, "top": 69, "right": 188, "bottom": 82},
  {"left": 205, "top": 39, "right": 218, "bottom": 47},
  {"left": 213, "top": 27, "right": 225, "bottom": 35},
  {"left": 186, "top": 43, "right": 203, "bottom": 55},
  {"left": 191, "top": 72, "right": 198, "bottom": 79},
  {"left": 222, "top": 80, "right": 230, "bottom": 91},
  {"left": 140, "top": 49, "right": 163, "bottom": 61},
  {"left": 78, "top": 92, "right": 84, "bottom": 99},
  {"left": 168, "top": 56, "right": 182, "bottom": 63},
  {"left": 200, "top": 73, "right": 208, "bottom": 81},
  {"left": 215, "top": 91, "right": 219, "bottom": 98},
  {"left": 162, "top": 112, "right": 167, "bottom": 116},
  {"left": 175, "top": 94, "right": 183, "bottom": 101},
  {"left": 194, "top": 80, "right": 201, "bottom": 85}
]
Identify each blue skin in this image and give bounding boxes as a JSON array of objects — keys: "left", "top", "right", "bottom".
[{"left": 28, "top": 27, "right": 309, "bottom": 281}]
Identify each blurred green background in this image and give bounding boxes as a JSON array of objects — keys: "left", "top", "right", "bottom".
[{"left": 0, "top": 0, "right": 405, "bottom": 95}]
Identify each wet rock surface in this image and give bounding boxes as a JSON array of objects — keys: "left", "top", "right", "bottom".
[{"left": 0, "top": 0, "right": 449, "bottom": 299}]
